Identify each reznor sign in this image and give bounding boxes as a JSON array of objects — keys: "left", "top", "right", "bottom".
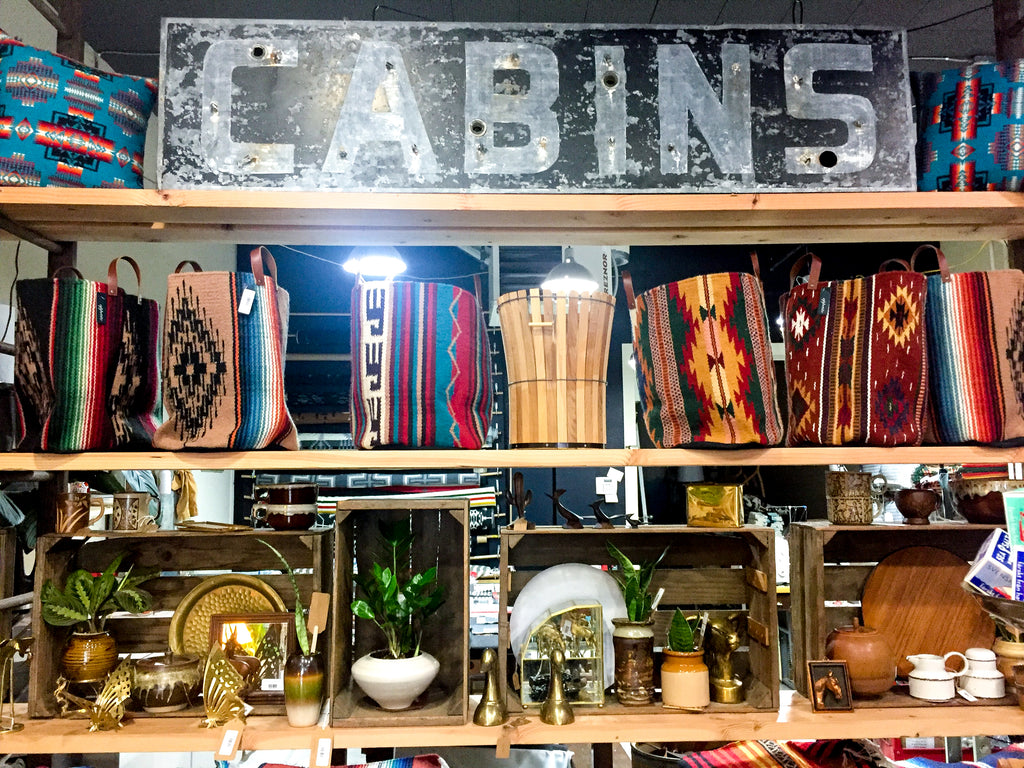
[{"left": 158, "top": 20, "right": 915, "bottom": 192}]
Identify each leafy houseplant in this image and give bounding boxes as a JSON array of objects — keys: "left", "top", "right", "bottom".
[
  {"left": 40, "top": 552, "right": 153, "bottom": 634},
  {"left": 258, "top": 539, "right": 325, "bottom": 727},
  {"left": 349, "top": 519, "right": 446, "bottom": 710},
  {"left": 605, "top": 542, "right": 667, "bottom": 622},
  {"left": 40, "top": 552, "right": 154, "bottom": 683},
  {"left": 351, "top": 520, "right": 445, "bottom": 660}
]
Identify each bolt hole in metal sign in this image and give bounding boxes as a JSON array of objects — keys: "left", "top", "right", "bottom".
[{"left": 158, "top": 20, "right": 915, "bottom": 192}]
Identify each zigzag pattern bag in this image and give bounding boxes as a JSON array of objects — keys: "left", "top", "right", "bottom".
[
  {"left": 351, "top": 279, "right": 491, "bottom": 449},
  {"left": 15, "top": 257, "right": 158, "bottom": 451},
  {"left": 781, "top": 254, "right": 928, "bottom": 446},
  {"left": 912, "top": 244, "right": 1024, "bottom": 445},
  {"left": 624, "top": 256, "right": 784, "bottom": 448},
  {"left": 154, "top": 246, "right": 297, "bottom": 450}
]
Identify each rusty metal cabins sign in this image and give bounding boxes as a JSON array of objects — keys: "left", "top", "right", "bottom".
[{"left": 159, "top": 20, "right": 915, "bottom": 192}]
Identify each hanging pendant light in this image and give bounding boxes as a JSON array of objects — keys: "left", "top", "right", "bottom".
[
  {"left": 343, "top": 245, "right": 407, "bottom": 277},
  {"left": 541, "top": 247, "right": 598, "bottom": 293}
]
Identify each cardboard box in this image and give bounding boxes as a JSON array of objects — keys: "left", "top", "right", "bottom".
[{"left": 965, "top": 528, "right": 1014, "bottom": 598}]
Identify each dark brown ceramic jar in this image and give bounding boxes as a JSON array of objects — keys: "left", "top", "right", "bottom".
[{"left": 825, "top": 618, "right": 896, "bottom": 697}]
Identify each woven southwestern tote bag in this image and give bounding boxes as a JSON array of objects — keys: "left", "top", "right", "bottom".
[
  {"left": 153, "top": 246, "right": 298, "bottom": 450},
  {"left": 911, "top": 244, "right": 1024, "bottom": 445},
  {"left": 623, "top": 256, "right": 784, "bottom": 448},
  {"left": 14, "top": 257, "right": 159, "bottom": 451},
  {"left": 351, "top": 279, "right": 492, "bottom": 449},
  {"left": 781, "top": 254, "right": 929, "bottom": 446}
]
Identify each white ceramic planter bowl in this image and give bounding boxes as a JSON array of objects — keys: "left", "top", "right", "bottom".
[{"left": 351, "top": 651, "right": 440, "bottom": 710}]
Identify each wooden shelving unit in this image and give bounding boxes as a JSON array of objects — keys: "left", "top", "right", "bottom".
[{"left": 3, "top": 187, "right": 1024, "bottom": 751}]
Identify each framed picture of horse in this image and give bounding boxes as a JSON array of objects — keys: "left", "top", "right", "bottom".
[{"left": 806, "top": 661, "right": 853, "bottom": 712}]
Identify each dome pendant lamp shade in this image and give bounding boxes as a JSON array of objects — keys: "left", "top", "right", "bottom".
[
  {"left": 541, "top": 250, "right": 599, "bottom": 293},
  {"left": 343, "top": 245, "right": 407, "bottom": 278}
]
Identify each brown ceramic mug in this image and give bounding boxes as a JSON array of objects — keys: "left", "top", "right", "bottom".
[
  {"left": 111, "top": 492, "right": 158, "bottom": 531},
  {"left": 252, "top": 483, "right": 318, "bottom": 531},
  {"left": 56, "top": 492, "right": 104, "bottom": 533}
]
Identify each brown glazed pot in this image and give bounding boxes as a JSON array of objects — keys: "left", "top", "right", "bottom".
[
  {"left": 612, "top": 618, "right": 655, "bottom": 705},
  {"left": 825, "top": 618, "right": 896, "bottom": 697},
  {"left": 60, "top": 631, "right": 118, "bottom": 683},
  {"left": 133, "top": 652, "right": 202, "bottom": 713}
]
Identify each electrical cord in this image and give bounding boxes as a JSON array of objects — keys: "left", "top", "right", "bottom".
[{"left": 1, "top": 241, "right": 20, "bottom": 347}]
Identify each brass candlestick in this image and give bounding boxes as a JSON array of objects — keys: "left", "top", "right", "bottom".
[{"left": 473, "top": 648, "right": 508, "bottom": 726}]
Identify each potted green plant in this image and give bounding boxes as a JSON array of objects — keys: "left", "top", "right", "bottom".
[
  {"left": 350, "top": 520, "right": 445, "bottom": 710},
  {"left": 40, "top": 552, "right": 154, "bottom": 683},
  {"left": 661, "top": 609, "right": 709, "bottom": 709},
  {"left": 259, "top": 540, "right": 325, "bottom": 727},
  {"left": 606, "top": 541, "right": 667, "bottom": 705}
]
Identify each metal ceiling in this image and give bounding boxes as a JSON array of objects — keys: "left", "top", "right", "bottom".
[{"left": 82, "top": 0, "right": 1003, "bottom": 78}]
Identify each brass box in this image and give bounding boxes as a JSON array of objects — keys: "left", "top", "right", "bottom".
[{"left": 686, "top": 484, "right": 743, "bottom": 527}]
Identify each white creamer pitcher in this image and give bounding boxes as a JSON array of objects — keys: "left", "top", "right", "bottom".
[
  {"left": 907, "top": 652, "right": 967, "bottom": 701},
  {"left": 961, "top": 647, "right": 1005, "bottom": 699}
]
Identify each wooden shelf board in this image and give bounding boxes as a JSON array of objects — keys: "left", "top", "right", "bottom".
[
  {"left": 2, "top": 445, "right": 1021, "bottom": 471},
  {"left": 2, "top": 189, "right": 1024, "bottom": 245},
  {"left": 3, "top": 693, "right": 1022, "bottom": 752}
]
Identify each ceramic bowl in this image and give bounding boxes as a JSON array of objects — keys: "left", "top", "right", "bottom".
[
  {"left": 951, "top": 478, "right": 1024, "bottom": 524},
  {"left": 894, "top": 488, "right": 938, "bottom": 525},
  {"left": 132, "top": 652, "right": 202, "bottom": 713}
]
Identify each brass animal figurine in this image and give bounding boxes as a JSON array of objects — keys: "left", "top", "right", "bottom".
[
  {"left": 0, "top": 638, "right": 27, "bottom": 733},
  {"left": 539, "top": 648, "right": 574, "bottom": 725},
  {"left": 568, "top": 611, "right": 596, "bottom": 655},
  {"left": 533, "top": 621, "right": 566, "bottom": 660},
  {"left": 54, "top": 658, "right": 134, "bottom": 732},
  {"left": 705, "top": 614, "right": 744, "bottom": 704},
  {"left": 813, "top": 669, "right": 844, "bottom": 709},
  {"left": 473, "top": 648, "right": 508, "bottom": 726}
]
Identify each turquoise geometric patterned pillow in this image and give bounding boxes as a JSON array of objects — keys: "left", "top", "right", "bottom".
[{"left": 0, "top": 30, "right": 156, "bottom": 188}]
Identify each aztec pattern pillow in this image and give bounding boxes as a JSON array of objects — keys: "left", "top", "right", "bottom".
[
  {"left": 0, "top": 29, "right": 156, "bottom": 188},
  {"left": 918, "top": 60, "right": 1024, "bottom": 191}
]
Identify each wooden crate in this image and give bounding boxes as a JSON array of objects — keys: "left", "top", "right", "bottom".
[
  {"left": 1, "top": 526, "right": 15, "bottom": 640},
  {"left": 789, "top": 521, "right": 1003, "bottom": 705},
  {"left": 29, "top": 529, "right": 332, "bottom": 718},
  {"left": 330, "top": 498, "right": 469, "bottom": 727},
  {"left": 498, "top": 526, "right": 779, "bottom": 714}
]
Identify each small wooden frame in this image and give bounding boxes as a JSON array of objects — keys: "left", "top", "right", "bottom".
[
  {"left": 210, "top": 612, "right": 293, "bottom": 704},
  {"left": 807, "top": 660, "right": 853, "bottom": 712}
]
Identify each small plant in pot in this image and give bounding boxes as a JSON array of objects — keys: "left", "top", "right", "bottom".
[
  {"left": 40, "top": 552, "right": 154, "bottom": 684},
  {"left": 259, "top": 540, "right": 326, "bottom": 727},
  {"left": 661, "top": 609, "right": 709, "bottom": 709},
  {"left": 350, "top": 520, "right": 445, "bottom": 711},
  {"left": 606, "top": 542, "right": 667, "bottom": 705}
]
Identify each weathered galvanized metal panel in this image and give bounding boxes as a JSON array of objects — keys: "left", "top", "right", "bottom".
[{"left": 158, "top": 20, "right": 915, "bottom": 192}]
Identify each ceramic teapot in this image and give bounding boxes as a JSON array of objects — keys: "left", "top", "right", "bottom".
[
  {"left": 906, "top": 652, "right": 967, "bottom": 701},
  {"left": 960, "top": 647, "right": 1005, "bottom": 699}
]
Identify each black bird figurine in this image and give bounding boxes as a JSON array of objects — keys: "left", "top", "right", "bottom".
[
  {"left": 547, "top": 489, "right": 584, "bottom": 529},
  {"left": 590, "top": 500, "right": 616, "bottom": 529}
]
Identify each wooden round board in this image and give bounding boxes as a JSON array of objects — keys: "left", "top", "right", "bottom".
[{"left": 861, "top": 546, "right": 995, "bottom": 678}]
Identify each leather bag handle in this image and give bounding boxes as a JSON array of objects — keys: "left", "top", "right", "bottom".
[
  {"left": 789, "top": 252, "right": 822, "bottom": 289},
  {"left": 909, "top": 244, "right": 952, "bottom": 283},
  {"left": 51, "top": 266, "right": 84, "bottom": 280},
  {"left": 106, "top": 256, "right": 142, "bottom": 295},
  {"left": 174, "top": 260, "right": 203, "bottom": 274},
  {"left": 249, "top": 245, "right": 278, "bottom": 287},
  {"left": 878, "top": 258, "right": 913, "bottom": 273}
]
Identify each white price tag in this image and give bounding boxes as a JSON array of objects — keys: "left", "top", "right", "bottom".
[
  {"left": 262, "top": 678, "right": 284, "bottom": 691},
  {"left": 215, "top": 727, "right": 242, "bottom": 761},
  {"left": 238, "top": 288, "right": 256, "bottom": 315},
  {"left": 312, "top": 736, "right": 333, "bottom": 768}
]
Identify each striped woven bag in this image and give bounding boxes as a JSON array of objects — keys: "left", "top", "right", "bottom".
[
  {"left": 781, "top": 254, "right": 929, "bottom": 446},
  {"left": 14, "top": 257, "right": 159, "bottom": 451},
  {"left": 624, "top": 255, "right": 784, "bottom": 447},
  {"left": 351, "top": 279, "right": 492, "bottom": 449},
  {"left": 153, "top": 246, "right": 298, "bottom": 450},
  {"left": 912, "top": 244, "right": 1024, "bottom": 445}
]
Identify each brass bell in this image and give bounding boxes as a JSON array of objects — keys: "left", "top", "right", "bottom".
[
  {"left": 473, "top": 648, "right": 508, "bottom": 726},
  {"left": 540, "top": 648, "right": 574, "bottom": 725}
]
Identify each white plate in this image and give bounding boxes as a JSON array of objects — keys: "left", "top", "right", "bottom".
[{"left": 510, "top": 563, "right": 626, "bottom": 685}]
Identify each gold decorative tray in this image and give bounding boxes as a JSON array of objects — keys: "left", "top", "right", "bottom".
[{"left": 168, "top": 574, "right": 286, "bottom": 655}]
